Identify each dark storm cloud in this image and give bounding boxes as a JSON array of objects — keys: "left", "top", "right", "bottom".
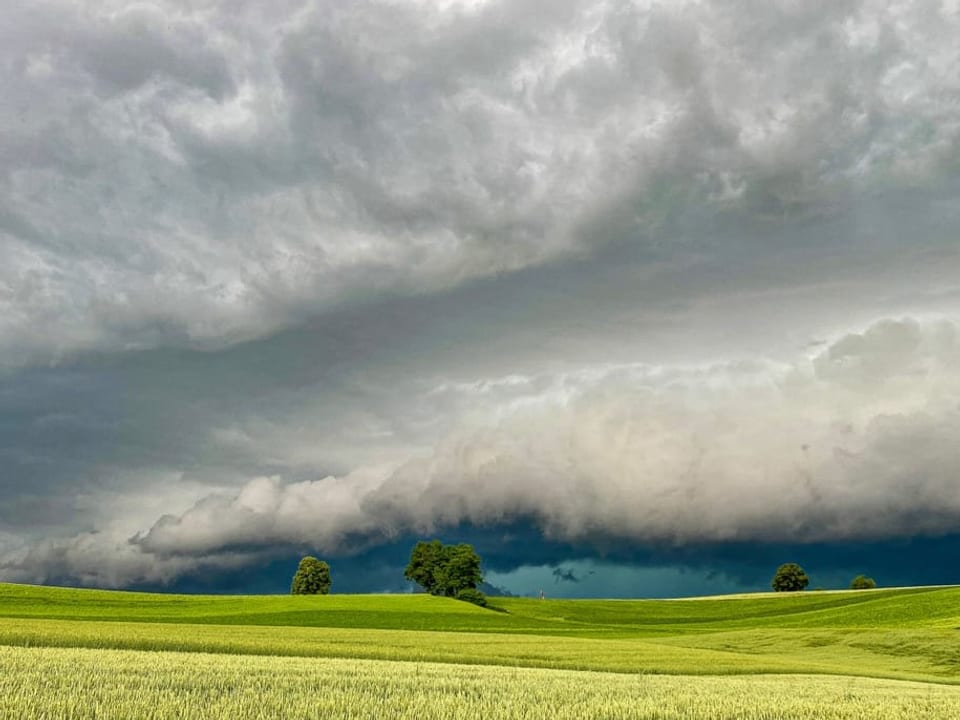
[
  {"left": 551, "top": 567, "right": 582, "bottom": 584},
  {"left": 2, "top": 0, "right": 959, "bottom": 366},
  {"left": 3, "top": 0, "right": 960, "bottom": 590},
  {"left": 8, "top": 314, "right": 960, "bottom": 588},
  {"left": 123, "top": 318, "right": 960, "bottom": 554},
  {"left": 115, "top": 524, "right": 960, "bottom": 597}
]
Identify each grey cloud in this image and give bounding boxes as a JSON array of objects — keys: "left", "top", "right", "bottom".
[
  {"left": 7, "top": 315, "right": 960, "bottom": 587},
  {"left": 368, "top": 321, "right": 960, "bottom": 545},
  {"left": 133, "top": 471, "right": 386, "bottom": 559},
  {"left": 3, "top": 216, "right": 960, "bottom": 584},
  {"left": 79, "top": 5, "right": 234, "bottom": 98},
  {"left": 4, "top": 0, "right": 960, "bottom": 590},
  {"left": 1, "top": 529, "right": 268, "bottom": 588},
  {"left": 2, "top": 0, "right": 959, "bottom": 367},
  {"left": 82, "top": 316, "right": 957, "bottom": 587},
  {"left": 551, "top": 566, "right": 582, "bottom": 584}
]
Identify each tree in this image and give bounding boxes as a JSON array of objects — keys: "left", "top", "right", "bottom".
[
  {"left": 436, "top": 543, "right": 483, "bottom": 596},
  {"left": 291, "top": 556, "right": 331, "bottom": 595},
  {"left": 455, "top": 588, "right": 488, "bottom": 607},
  {"left": 771, "top": 562, "right": 809, "bottom": 592},
  {"left": 403, "top": 540, "right": 447, "bottom": 595},
  {"left": 850, "top": 574, "right": 877, "bottom": 590},
  {"left": 404, "top": 540, "right": 484, "bottom": 597}
]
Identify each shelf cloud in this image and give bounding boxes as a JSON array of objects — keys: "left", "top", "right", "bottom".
[
  {"left": 7, "top": 318, "right": 960, "bottom": 587},
  {"left": 132, "top": 318, "right": 960, "bottom": 550}
]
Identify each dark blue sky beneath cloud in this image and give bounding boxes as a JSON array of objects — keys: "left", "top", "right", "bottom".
[
  {"left": 2, "top": 0, "right": 960, "bottom": 597},
  {"left": 130, "top": 524, "right": 960, "bottom": 597}
]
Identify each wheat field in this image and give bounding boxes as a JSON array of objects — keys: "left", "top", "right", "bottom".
[
  {"left": 2, "top": 583, "right": 960, "bottom": 718},
  {"left": 3, "top": 645, "right": 959, "bottom": 720}
]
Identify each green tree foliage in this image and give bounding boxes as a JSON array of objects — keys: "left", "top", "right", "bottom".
[
  {"left": 404, "top": 540, "right": 483, "bottom": 597},
  {"left": 437, "top": 543, "right": 483, "bottom": 596},
  {"left": 455, "top": 588, "right": 488, "bottom": 607},
  {"left": 850, "top": 574, "right": 877, "bottom": 590},
  {"left": 403, "top": 540, "right": 447, "bottom": 594},
  {"left": 771, "top": 563, "right": 809, "bottom": 592},
  {"left": 290, "top": 556, "right": 332, "bottom": 595}
]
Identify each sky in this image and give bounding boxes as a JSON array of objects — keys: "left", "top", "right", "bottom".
[{"left": 2, "top": 0, "right": 960, "bottom": 598}]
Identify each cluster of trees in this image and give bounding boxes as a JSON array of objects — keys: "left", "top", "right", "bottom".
[
  {"left": 289, "top": 540, "right": 487, "bottom": 606},
  {"left": 404, "top": 540, "right": 487, "bottom": 606},
  {"left": 771, "top": 563, "right": 877, "bottom": 592}
]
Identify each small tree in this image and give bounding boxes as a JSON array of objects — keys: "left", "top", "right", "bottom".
[
  {"left": 291, "top": 556, "right": 332, "bottom": 595},
  {"left": 404, "top": 540, "right": 483, "bottom": 597},
  {"left": 456, "top": 588, "right": 488, "bottom": 607},
  {"left": 850, "top": 574, "right": 877, "bottom": 590},
  {"left": 771, "top": 562, "right": 809, "bottom": 592}
]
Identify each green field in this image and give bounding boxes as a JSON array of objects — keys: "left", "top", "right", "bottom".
[{"left": 2, "top": 583, "right": 960, "bottom": 718}]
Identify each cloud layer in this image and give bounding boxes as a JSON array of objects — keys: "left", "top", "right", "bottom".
[
  {"left": 134, "top": 317, "right": 960, "bottom": 553},
  {"left": 3, "top": 1, "right": 960, "bottom": 592},
  {"left": 3, "top": 0, "right": 959, "bottom": 366},
  {"left": 7, "top": 317, "right": 959, "bottom": 587}
]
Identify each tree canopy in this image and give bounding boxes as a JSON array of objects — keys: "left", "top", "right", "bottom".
[
  {"left": 771, "top": 562, "right": 809, "bottom": 592},
  {"left": 290, "top": 556, "right": 332, "bottom": 595},
  {"left": 404, "top": 540, "right": 483, "bottom": 597},
  {"left": 850, "top": 574, "right": 877, "bottom": 590}
]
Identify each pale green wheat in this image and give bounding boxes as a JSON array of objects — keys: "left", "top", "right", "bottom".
[{"left": 2, "top": 645, "right": 959, "bottom": 720}]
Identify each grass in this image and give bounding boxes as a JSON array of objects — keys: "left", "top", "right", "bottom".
[
  {"left": 2, "top": 582, "right": 959, "bottom": 716},
  {"left": 2, "top": 582, "right": 958, "bottom": 634}
]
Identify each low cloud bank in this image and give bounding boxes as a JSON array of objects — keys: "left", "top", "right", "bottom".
[{"left": 6, "top": 317, "right": 960, "bottom": 587}]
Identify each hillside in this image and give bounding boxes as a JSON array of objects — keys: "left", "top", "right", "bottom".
[
  {"left": 1, "top": 583, "right": 959, "bottom": 684},
  {"left": 1, "top": 582, "right": 958, "bottom": 634}
]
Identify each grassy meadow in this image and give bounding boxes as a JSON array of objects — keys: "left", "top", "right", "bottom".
[{"left": 1, "top": 582, "right": 960, "bottom": 717}]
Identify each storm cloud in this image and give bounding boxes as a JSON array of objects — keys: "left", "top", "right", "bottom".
[
  {"left": 6, "top": 317, "right": 960, "bottom": 588},
  {"left": 2, "top": 0, "right": 960, "bottom": 593},
  {"left": 3, "top": 0, "right": 959, "bottom": 366},
  {"left": 132, "top": 318, "right": 960, "bottom": 548}
]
